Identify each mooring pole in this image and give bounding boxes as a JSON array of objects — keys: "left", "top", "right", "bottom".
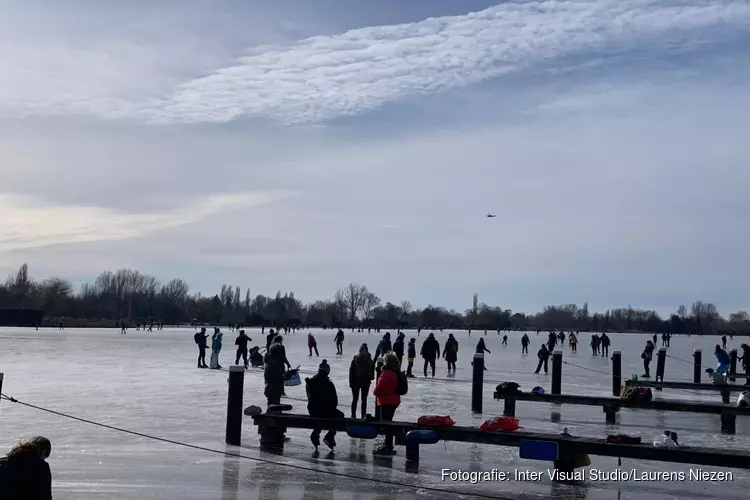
[
  {"left": 551, "top": 351, "right": 562, "bottom": 395},
  {"left": 729, "top": 349, "right": 738, "bottom": 382},
  {"left": 655, "top": 348, "right": 666, "bottom": 390},
  {"left": 611, "top": 351, "right": 622, "bottom": 396},
  {"left": 693, "top": 349, "right": 702, "bottom": 384},
  {"left": 225, "top": 366, "right": 245, "bottom": 446},
  {"left": 0, "top": 373, "right": 3, "bottom": 406},
  {"left": 471, "top": 353, "right": 484, "bottom": 413}
]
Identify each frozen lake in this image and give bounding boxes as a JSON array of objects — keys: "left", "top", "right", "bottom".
[{"left": 1, "top": 327, "right": 748, "bottom": 499}]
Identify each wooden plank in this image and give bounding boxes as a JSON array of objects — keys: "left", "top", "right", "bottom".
[
  {"left": 624, "top": 380, "right": 748, "bottom": 392},
  {"left": 493, "top": 391, "right": 750, "bottom": 415},
  {"left": 250, "top": 413, "right": 750, "bottom": 469}
]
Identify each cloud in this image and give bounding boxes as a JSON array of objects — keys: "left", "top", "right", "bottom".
[
  {"left": 0, "top": 191, "right": 295, "bottom": 252},
  {"left": 2, "top": 1, "right": 749, "bottom": 125}
]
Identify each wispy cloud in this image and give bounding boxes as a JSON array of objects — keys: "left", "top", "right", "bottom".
[
  {"left": 0, "top": 191, "right": 295, "bottom": 251},
  {"left": 2, "top": 1, "right": 749, "bottom": 125}
]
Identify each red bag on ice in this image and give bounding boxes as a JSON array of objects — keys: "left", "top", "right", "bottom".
[
  {"left": 480, "top": 416, "right": 522, "bottom": 432},
  {"left": 417, "top": 415, "right": 456, "bottom": 427}
]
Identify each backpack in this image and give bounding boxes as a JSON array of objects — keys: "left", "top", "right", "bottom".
[
  {"left": 495, "top": 382, "right": 520, "bottom": 395},
  {"left": 194, "top": 333, "right": 201, "bottom": 345},
  {"left": 396, "top": 371, "right": 408, "bottom": 395}
]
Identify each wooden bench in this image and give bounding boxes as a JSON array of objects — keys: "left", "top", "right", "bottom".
[
  {"left": 624, "top": 379, "right": 748, "bottom": 403},
  {"left": 249, "top": 410, "right": 750, "bottom": 471},
  {"left": 494, "top": 391, "right": 750, "bottom": 433}
]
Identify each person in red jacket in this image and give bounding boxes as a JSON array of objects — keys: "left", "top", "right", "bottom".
[
  {"left": 372, "top": 352, "right": 401, "bottom": 455},
  {"left": 308, "top": 333, "right": 319, "bottom": 357}
]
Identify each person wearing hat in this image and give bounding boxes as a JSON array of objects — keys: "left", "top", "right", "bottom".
[
  {"left": 210, "top": 330, "right": 223, "bottom": 369},
  {"left": 373, "top": 353, "right": 402, "bottom": 455},
  {"left": 264, "top": 336, "right": 288, "bottom": 408},
  {"left": 306, "top": 360, "right": 344, "bottom": 451},
  {"left": 234, "top": 330, "right": 251, "bottom": 369},
  {"left": 406, "top": 338, "right": 417, "bottom": 378},
  {"left": 392, "top": 333, "right": 405, "bottom": 368},
  {"left": 194, "top": 327, "right": 209, "bottom": 368}
]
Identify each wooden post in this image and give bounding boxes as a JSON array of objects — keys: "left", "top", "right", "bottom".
[
  {"left": 693, "top": 349, "right": 702, "bottom": 384},
  {"left": 405, "top": 443, "right": 420, "bottom": 463},
  {"left": 603, "top": 404, "right": 618, "bottom": 424},
  {"left": 720, "top": 413, "right": 736, "bottom": 434},
  {"left": 225, "top": 366, "right": 245, "bottom": 446},
  {"left": 721, "top": 388, "right": 731, "bottom": 404},
  {"left": 503, "top": 394, "right": 517, "bottom": 417},
  {"left": 729, "top": 349, "right": 738, "bottom": 382},
  {"left": 0, "top": 373, "right": 3, "bottom": 404},
  {"left": 471, "top": 353, "right": 484, "bottom": 413},
  {"left": 611, "top": 351, "right": 622, "bottom": 397},
  {"left": 655, "top": 348, "right": 666, "bottom": 391},
  {"left": 551, "top": 351, "right": 562, "bottom": 395}
]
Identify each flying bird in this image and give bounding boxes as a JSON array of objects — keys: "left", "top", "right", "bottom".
[{"left": 486, "top": 213, "right": 496, "bottom": 218}]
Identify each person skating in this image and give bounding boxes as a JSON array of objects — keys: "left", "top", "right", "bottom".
[
  {"left": 569, "top": 332, "right": 578, "bottom": 352},
  {"left": 349, "top": 344, "right": 375, "bottom": 419},
  {"left": 372, "top": 353, "right": 402, "bottom": 456},
  {"left": 721, "top": 334, "right": 727, "bottom": 349},
  {"left": 443, "top": 333, "right": 459, "bottom": 377},
  {"left": 308, "top": 333, "right": 319, "bottom": 357},
  {"left": 374, "top": 332, "right": 392, "bottom": 360},
  {"left": 194, "top": 327, "right": 209, "bottom": 368},
  {"left": 641, "top": 340, "right": 655, "bottom": 378},
  {"left": 521, "top": 333, "right": 530, "bottom": 354},
  {"left": 534, "top": 344, "right": 550, "bottom": 374},
  {"left": 600, "top": 333, "right": 610, "bottom": 358},
  {"left": 392, "top": 333, "right": 405, "bottom": 367},
  {"left": 210, "top": 329, "right": 223, "bottom": 369},
  {"left": 0, "top": 436, "right": 52, "bottom": 500},
  {"left": 306, "top": 360, "right": 344, "bottom": 451},
  {"left": 406, "top": 338, "right": 417, "bottom": 377},
  {"left": 502, "top": 334, "right": 508, "bottom": 347},
  {"left": 334, "top": 329, "right": 345, "bottom": 355},
  {"left": 547, "top": 331, "right": 557, "bottom": 352},
  {"left": 235, "top": 330, "right": 251, "bottom": 369},
  {"left": 420, "top": 333, "right": 440, "bottom": 378}
]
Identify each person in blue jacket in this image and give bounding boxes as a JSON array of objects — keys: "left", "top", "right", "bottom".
[
  {"left": 210, "top": 330, "right": 223, "bottom": 369},
  {"left": 374, "top": 332, "right": 392, "bottom": 360},
  {"left": 715, "top": 344, "right": 730, "bottom": 374}
]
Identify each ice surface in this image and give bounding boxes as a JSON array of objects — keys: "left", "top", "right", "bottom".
[{"left": 1, "top": 327, "right": 748, "bottom": 499}]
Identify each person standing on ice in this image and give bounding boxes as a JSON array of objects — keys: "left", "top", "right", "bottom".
[
  {"left": 600, "top": 333, "right": 610, "bottom": 358},
  {"left": 374, "top": 332, "right": 392, "bottom": 360},
  {"left": 194, "top": 327, "right": 209, "bottom": 368},
  {"left": 534, "top": 344, "right": 550, "bottom": 374},
  {"left": 372, "top": 353, "right": 402, "bottom": 456},
  {"left": 714, "top": 344, "right": 730, "bottom": 375},
  {"left": 521, "top": 333, "right": 530, "bottom": 354},
  {"left": 234, "top": 330, "right": 251, "bottom": 369},
  {"left": 406, "top": 338, "right": 417, "bottom": 377},
  {"left": 641, "top": 340, "right": 655, "bottom": 378},
  {"left": 308, "top": 333, "right": 319, "bottom": 357},
  {"left": 306, "top": 360, "right": 344, "bottom": 451},
  {"left": 266, "top": 328, "right": 277, "bottom": 350},
  {"left": 392, "top": 333, "right": 405, "bottom": 367},
  {"left": 334, "top": 329, "right": 345, "bottom": 355},
  {"left": 420, "top": 333, "right": 440, "bottom": 378},
  {"left": 349, "top": 343, "right": 375, "bottom": 419},
  {"left": 210, "top": 330, "right": 223, "bottom": 369},
  {"left": 442, "top": 333, "right": 458, "bottom": 377},
  {"left": 475, "top": 338, "right": 491, "bottom": 371},
  {"left": 502, "top": 334, "right": 508, "bottom": 347},
  {"left": 264, "top": 337, "right": 287, "bottom": 408}
]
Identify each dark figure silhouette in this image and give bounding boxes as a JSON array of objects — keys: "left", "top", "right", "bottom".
[
  {"left": 420, "top": 333, "right": 440, "bottom": 378},
  {"left": 535, "top": 344, "right": 550, "bottom": 374},
  {"left": 194, "top": 327, "right": 209, "bottom": 368},
  {"left": 235, "top": 330, "right": 250, "bottom": 369}
]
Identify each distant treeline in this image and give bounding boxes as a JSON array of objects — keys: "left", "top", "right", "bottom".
[{"left": 1, "top": 263, "right": 748, "bottom": 334}]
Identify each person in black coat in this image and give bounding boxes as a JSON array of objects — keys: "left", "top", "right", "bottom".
[
  {"left": 264, "top": 336, "right": 291, "bottom": 407},
  {"left": 443, "top": 334, "right": 459, "bottom": 377},
  {"left": 535, "top": 344, "right": 550, "bottom": 374},
  {"left": 266, "top": 329, "right": 277, "bottom": 350},
  {"left": 306, "top": 360, "right": 344, "bottom": 450},
  {"left": 406, "top": 338, "right": 417, "bottom": 377},
  {"left": 234, "top": 330, "right": 251, "bottom": 369},
  {"left": 0, "top": 436, "right": 52, "bottom": 500},
  {"left": 349, "top": 344, "right": 375, "bottom": 419},
  {"left": 193, "top": 327, "right": 209, "bottom": 368},
  {"left": 420, "top": 333, "right": 440, "bottom": 378},
  {"left": 392, "top": 333, "right": 405, "bottom": 367}
]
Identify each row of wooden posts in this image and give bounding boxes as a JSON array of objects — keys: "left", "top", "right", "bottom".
[{"left": 224, "top": 347, "right": 743, "bottom": 446}]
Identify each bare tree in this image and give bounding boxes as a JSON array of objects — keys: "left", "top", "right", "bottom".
[
  {"left": 362, "top": 292, "right": 381, "bottom": 319},
  {"left": 334, "top": 288, "right": 349, "bottom": 323},
  {"left": 342, "top": 283, "right": 368, "bottom": 323},
  {"left": 677, "top": 305, "right": 688, "bottom": 319}
]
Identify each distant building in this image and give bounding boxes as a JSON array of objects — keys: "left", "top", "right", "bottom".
[{"left": 0, "top": 309, "right": 43, "bottom": 327}]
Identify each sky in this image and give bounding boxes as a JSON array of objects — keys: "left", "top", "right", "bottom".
[{"left": 1, "top": 0, "right": 749, "bottom": 317}]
